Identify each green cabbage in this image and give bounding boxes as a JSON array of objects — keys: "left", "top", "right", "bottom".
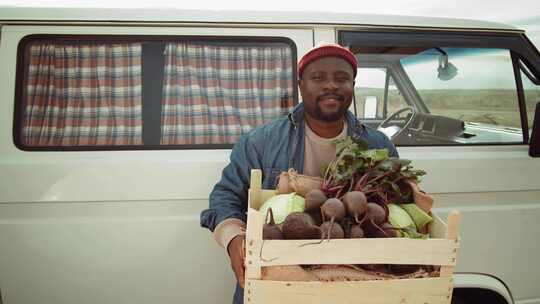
[
  {"left": 388, "top": 203, "right": 415, "bottom": 230},
  {"left": 259, "top": 193, "right": 305, "bottom": 225},
  {"left": 401, "top": 203, "right": 433, "bottom": 231},
  {"left": 388, "top": 204, "right": 429, "bottom": 239}
]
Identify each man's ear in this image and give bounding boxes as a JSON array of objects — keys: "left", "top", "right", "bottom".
[{"left": 298, "top": 78, "right": 305, "bottom": 99}]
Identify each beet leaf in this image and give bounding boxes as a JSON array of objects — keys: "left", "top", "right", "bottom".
[{"left": 322, "top": 136, "right": 426, "bottom": 206}]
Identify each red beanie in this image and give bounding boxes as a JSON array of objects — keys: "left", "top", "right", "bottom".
[{"left": 298, "top": 43, "right": 358, "bottom": 78}]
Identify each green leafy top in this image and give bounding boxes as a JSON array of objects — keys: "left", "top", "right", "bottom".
[{"left": 322, "top": 136, "right": 426, "bottom": 205}]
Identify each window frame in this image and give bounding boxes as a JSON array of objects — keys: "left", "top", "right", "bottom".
[
  {"left": 353, "top": 64, "right": 414, "bottom": 121},
  {"left": 13, "top": 34, "right": 298, "bottom": 151},
  {"left": 340, "top": 29, "right": 540, "bottom": 146}
]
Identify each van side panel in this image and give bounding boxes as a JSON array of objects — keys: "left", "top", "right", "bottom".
[{"left": 0, "top": 24, "right": 313, "bottom": 304}]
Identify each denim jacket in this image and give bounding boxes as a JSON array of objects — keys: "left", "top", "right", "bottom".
[{"left": 200, "top": 103, "right": 398, "bottom": 232}]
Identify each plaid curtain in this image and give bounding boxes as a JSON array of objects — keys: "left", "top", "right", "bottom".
[
  {"left": 161, "top": 43, "right": 294, "bottom": 145},
  {"left": 22, "top": 42, "right": 143, "bottom": 146}
]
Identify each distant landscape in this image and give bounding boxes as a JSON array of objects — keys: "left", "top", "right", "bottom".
[{"left": 355, "top": 88, "right": 540, "bottom": 128}]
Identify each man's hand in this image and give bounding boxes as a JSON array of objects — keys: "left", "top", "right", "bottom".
[{"left": 227, "top": 234, "right": 246, "bottom": 288}]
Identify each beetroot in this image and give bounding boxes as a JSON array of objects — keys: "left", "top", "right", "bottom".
[
  {"left": 320, "top": 221, "right": 345, "bottom": 239},
  {"left": 306, "top": 209, "right": 323, "bottom": 226},
  {"left": 380, "top": 222, "right": 398, "bottom": 238},
  {"left": 263, "top": 208, "right": 283, "bottom": 240},
  {"left": 369, "top": 222, "right": 397, "bottom": 238},
  {"left": 349, "top": 224, "right": 365, "bottom": 238},
  {"left": 320, "top": 198, "right": 346, "bottom": 240},
  {"left": 282, "top": 212, "right": 321, "bottom": 240},
  {"left": 304, "top": 189, "right": 327, "bottom": 212},
  {"left": 342, "top": 191, "right": 368, "bottom": 224},
  {"left": 321, "top": 198, "right": 346, "bottom": 222},
  {"left": 366, "top": 202, "right": 386, "bottom": 225}
]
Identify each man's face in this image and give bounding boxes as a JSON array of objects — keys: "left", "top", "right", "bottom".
[{"left": 299, "top": 56, "right": 355, "bottom": 122}]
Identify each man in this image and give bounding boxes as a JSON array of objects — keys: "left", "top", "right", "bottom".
[{"left": 200, "top": 43, "right": 398, "bottom": 303}]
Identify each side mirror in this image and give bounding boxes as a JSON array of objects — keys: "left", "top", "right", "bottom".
[
  {"left": 530, "top": 102, "right": 540, "bottom": 157},
  {"left": 363, "top": 96, "right": 378, "bottom": 119}
]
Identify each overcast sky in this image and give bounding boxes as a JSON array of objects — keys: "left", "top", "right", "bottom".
[{"left": 1, "top": 0, "right": 539, "bottom": 48}]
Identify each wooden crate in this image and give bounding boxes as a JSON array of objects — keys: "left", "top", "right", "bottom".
[{"left": 245, "top": 169, "right": 461, "bottom": 304}]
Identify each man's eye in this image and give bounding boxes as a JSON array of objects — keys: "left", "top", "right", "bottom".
[{"left": 336, "top": 75, "right": 351, "bottom": 82}]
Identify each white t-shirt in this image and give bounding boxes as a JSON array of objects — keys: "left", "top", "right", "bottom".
[{"left": 303, "top": 120, "right": 347, "bottom": 177}]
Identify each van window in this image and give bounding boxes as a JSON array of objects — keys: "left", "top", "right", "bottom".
[
  {"left": 342, "top": 32, "right": 528, "bottom": 145},
  {"left": 22, "top": 42, "right": 144, "bottom": 147},
  {"left": 354, "top": 67, "right": 408, "bottom": 120},
  {"left": 161, "top": 43, "right": 293, "bottom": 145},
  {"left": 16, "top": 37, "right": 296, "bottom": 150},
  {"left": 402, "top": 48, "right": 521, "bottom": 132}
]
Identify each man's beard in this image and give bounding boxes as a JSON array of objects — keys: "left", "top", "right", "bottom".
[{"left": 311, "top": 94, "right": 349, "bottom": 122}]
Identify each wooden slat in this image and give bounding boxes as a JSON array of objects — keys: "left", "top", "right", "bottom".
[
  {"left": 440, "top": 210, "right": 461, "bottom": 278},
  {"left": 429, "top": 213, "right": 447, "bottom": 239},
  {"left": 246, "top": 171, "right": 264, "bottom": 281},
  {"left": 246, "top": 209, "right": 264, "bottom": 279},
  {"left": 256, "top": 238, "right": 458, "bottom": 266},
  {"left": 246, "top": 170, "right": 265, "bottom": 304},
  {"left": 249, "top": 169, "right": 263, "bottom": 209},
  {"left": 246, "top": 277, "right": 452, "bottom": 304},
  {"left": 444, "top": 210, "right": 461, "bottom": 240}
]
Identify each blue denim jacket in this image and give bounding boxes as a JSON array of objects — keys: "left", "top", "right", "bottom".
[{"left": 200, "top": 103, "right": 398, "bottom": 232}]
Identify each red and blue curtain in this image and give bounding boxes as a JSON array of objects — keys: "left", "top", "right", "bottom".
[{"left": 23, "top": 42, "right": 143, "bottom": 146}]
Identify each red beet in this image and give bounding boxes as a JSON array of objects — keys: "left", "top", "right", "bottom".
[
  {"left": 320, "top": 221, "right": 345, "bottom": 239},
  {"left": 281, "top": 212, "right": 321, "bottom": 240},
  {"left": 304, "top": 189, "right": 327, "bottom": 212},
  {"left": 342, "top": 191, "right": 368, "bottom": 224},
  {"left": 321, "top": 198, "right": 346, "bottom": 222},
  {"left": 263, "top": 208, "right": 283, "bottom": 240}
]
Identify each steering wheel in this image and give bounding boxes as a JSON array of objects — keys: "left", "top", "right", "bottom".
[{"left": 376, "top": 106, "right": 417, "bottom": 140}]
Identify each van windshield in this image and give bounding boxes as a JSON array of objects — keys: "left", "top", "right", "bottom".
[
  {"left": 349, "top": 43, "right": 528, "bottom": 145},
  {"left": 400, "top": 48, "right": 521, "bottom": 129}
]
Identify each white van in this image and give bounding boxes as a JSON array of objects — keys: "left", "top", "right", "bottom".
[{"left": 1, "top": 7, "right": 539, "bottom": 304}]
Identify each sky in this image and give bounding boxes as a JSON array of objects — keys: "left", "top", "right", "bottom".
[{"left": 1, "top": 0, "right": 539, "bottom": 47}]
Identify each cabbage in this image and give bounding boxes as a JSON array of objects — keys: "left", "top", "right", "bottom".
[
  {"left": 259, "top": 193, "right": 305, "bottom": 225},
  {"left": 401, "top": 203, "right": 433, "bottom": 231},
  {"left": 388, "top": 204, "right": 429, "bottom": 239},
  {"left": 388, "top": 203, "right": 415, "bottom": 230}
]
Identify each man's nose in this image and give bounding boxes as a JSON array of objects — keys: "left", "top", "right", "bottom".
[{"left": 322, "top": 79, "right": 338, "bottom": 91}]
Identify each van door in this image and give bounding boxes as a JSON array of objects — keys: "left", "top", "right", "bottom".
[
  {"left": 338, "top": 30, "right": 540, "bottom": 303},
  {"left": 0, "top": 24, "right": 312, "bottom": 304}
]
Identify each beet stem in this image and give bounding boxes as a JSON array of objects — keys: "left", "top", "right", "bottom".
[
  {"left": 371, "top": 219, "right": 391, "bottom": 238},
  {"left": 335, "top": 187, "right": 346, "bottom": 199},
  {"left": 356, "top": 211, "right": 368, "bottom": 225},
  {"left": 326, "top": 216, "right": 335, "bottom": 242},
  {"left": 366, "top": 170, "right": 394, "bottom": 185}
]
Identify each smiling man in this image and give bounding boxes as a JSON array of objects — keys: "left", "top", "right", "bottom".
[
  {"left": 299, "top": 45, "right": 362, "bottom": 176},
  {"left": 200, "top": 43, "right": 398, "bottom": 304}
]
